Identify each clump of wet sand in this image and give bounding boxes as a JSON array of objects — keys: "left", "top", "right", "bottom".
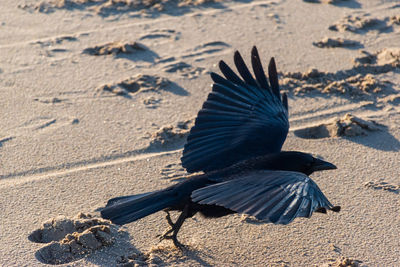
[
  {"left": 353, "top": 48, "right": 400, "bottom": 68},
  {"left": 320, "top": 256, "right": 361, "bottom": 267},
  {"left": 280, "top": 47, "right": 400, "bottom": 96},
  {"left": 29, "top": 212, "right": 111, "bottom": 243},
  {"left": 280, "top": 69, "right": 389, "bottom": 95},
  {"left": 97, "top": 74, "right": 170, "bottom": 96},
  {"left": 29, "top": 213, "right": 120, "bottom": 265},
  {"left": 379, "top": 94, "right": 400, "bottom": 106},
  {"left": 18, "top": 0, "right": 103, "bottom": 14},
  {"left": 83, "top": 41, "right": 147, "bottom": 56},
  {"left": 329, "top": 15, "right": 381, "bottom": 33},
  {"left": 116, "top": 244, "right": 192, "bottom": 266},
  {"left": 148, "top": 119, "right": 194, "bottom": 148},
  {"left": 322, "top": 74, "right": 384, "bottom": 94},
  {"left": 389, "top": 15, "right": 400, "bottom": 26},
  {"left": 19, "top": 0, "right": 227, "bottom": 15},
  {"left": 116, "top": 252, "right": 150, "bottom": 266},
  {"left": 294, "top": 113, "right": 382, "bottom": 139},
  {"left": 312, "top": 37, "right": 360, "bottom": 48},
  {"left": 37, "top": 225, "right": 116, "bottom": 264},
  {"left": 329, "top": 14, "right": 400, "bottom": 33},
  {"left": 150, "top": 126, "right": 188, "bottom": 146}
]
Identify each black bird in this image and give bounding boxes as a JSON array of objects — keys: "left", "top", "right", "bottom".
[{"left": 101, "top": 46, "right": 340, "bottom": 248}]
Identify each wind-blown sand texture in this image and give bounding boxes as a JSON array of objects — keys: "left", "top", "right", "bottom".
[{"left": 1, "top": 0, "right": 399, "bottom": 266}]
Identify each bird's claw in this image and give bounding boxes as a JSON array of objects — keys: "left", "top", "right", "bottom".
[
  {"left": 158, "top": 230, "right": 185, "bottom": 249},
  {"left": 157, "top": 210, "right": 187, "bottom": 249},
  {"left": 157, "top": 206, "right": 190, "bottom": 249},
  {"left": 158, "top": 228, "right": 173, "bottom": 241}
]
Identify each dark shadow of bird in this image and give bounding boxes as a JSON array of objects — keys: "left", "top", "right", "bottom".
[{"left": 101, "top": 46, "right": 340, "bottom": 248}]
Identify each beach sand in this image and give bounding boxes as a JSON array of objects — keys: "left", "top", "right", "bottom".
[{"left": 0, "top": 0, "right": 399, "bottom": 265}]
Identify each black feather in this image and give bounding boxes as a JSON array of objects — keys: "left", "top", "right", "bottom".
[
  {"left": 251, "top": 46, "right": 270, "bottom": 91},
  {"left": 268, "top": 57, "right": 280, "bottom": 99},
  {"left": 234, "top": 51, "right": 258, "bottom": 87}
]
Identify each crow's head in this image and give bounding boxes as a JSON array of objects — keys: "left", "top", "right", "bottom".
[{"left": 263, "top": 151, "right": 337, "bottom": 175}]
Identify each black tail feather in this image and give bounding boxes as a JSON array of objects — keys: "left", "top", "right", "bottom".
[
  {"left": 106, "top": 192, "right": 153, "bottom": 207},
  {"left": 101, "top": 190, "right": 178, "bottom": 225}
]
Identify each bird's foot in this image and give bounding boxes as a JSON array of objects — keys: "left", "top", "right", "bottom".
[
  {"left": 157, "top": 209, "right": 189, "bottom": 249},
  {"left": 157, "top": 228, "right": 173, "bottom": 241},
  {"left": 158, "top": 230, "right": 185, "bottom": 249}
]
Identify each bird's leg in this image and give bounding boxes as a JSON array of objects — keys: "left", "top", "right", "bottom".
[
  {"left": 157, "top": 211, "right": 175, "bottom": 238},
  {"left": 164, "top": 210, "right": 175, "bottom": 228},
  {"left": 159, "top": 205, "right": 190, "bottom": 249}
]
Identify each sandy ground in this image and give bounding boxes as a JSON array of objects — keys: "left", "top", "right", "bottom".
[{"left": 1, "top": 0, "right": 400, "bottom": 266}]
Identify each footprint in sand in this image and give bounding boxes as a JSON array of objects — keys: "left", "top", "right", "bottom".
[
  {"left": 155, "top": 41, "right": 229, "bottom": 76},
  {"left": 160, "top": 162, "right": 188, "bottom": 181},
  {"left": 143, "top": 96, "right": 162, "bottom": 109},
  {"left": 294, "top": 113, "right": 382, "bottom": 139},
  {"left": 182, "top": 41, "right": 231, "bottom": 61},
  {"left": 18, "top": 116, "right": 79, "bottom": 133},
  {"left": 364, "top": 181, "right": 400, "bottom": 193},
  {"left": 33, "top": 97, "right": 67, "bottom": 104},
  {"left": 31, "top": 35, "right": 78, "bottom": 47},
  {"left": 0, "top": 136, "right": 14, "bottom": 148},
  {"left": 30, "top": 35, "right": 78, "bottom": 57},
  {"left": 139, "top": 29, "right": 181, "bottom": 41},
  {"left": 2, "top": 116, "right": 78, "bottom": 145},
  {"left": 29, "top": 213, "right": 118, "bottom": 265},
  {"left": 162, "top": 61, "right": 208, "bottom": 79}
]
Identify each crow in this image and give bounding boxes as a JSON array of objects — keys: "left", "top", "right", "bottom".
[{"left": 101, "top": 46, "right": 340, "bottom": 248}]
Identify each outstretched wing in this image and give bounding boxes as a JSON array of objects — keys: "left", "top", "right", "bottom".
[
  {"left": 181, "top": 46, "right": 289, "bottom": 173},
  {"left": 191, "top": 170, "right": 336, "bottom": 224}
]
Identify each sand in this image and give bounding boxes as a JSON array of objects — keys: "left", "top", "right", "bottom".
[{"left": 0, "top": 0, "right": 399, "bottom": 266}]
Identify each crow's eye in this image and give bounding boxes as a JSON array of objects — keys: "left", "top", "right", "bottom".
[{"left": 308, "top": 157, "right": 317, "bottom": 167}]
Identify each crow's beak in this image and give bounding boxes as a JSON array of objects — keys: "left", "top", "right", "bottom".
[{"left": 311, "top": 158, "right": 337, "bottom": 172}]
